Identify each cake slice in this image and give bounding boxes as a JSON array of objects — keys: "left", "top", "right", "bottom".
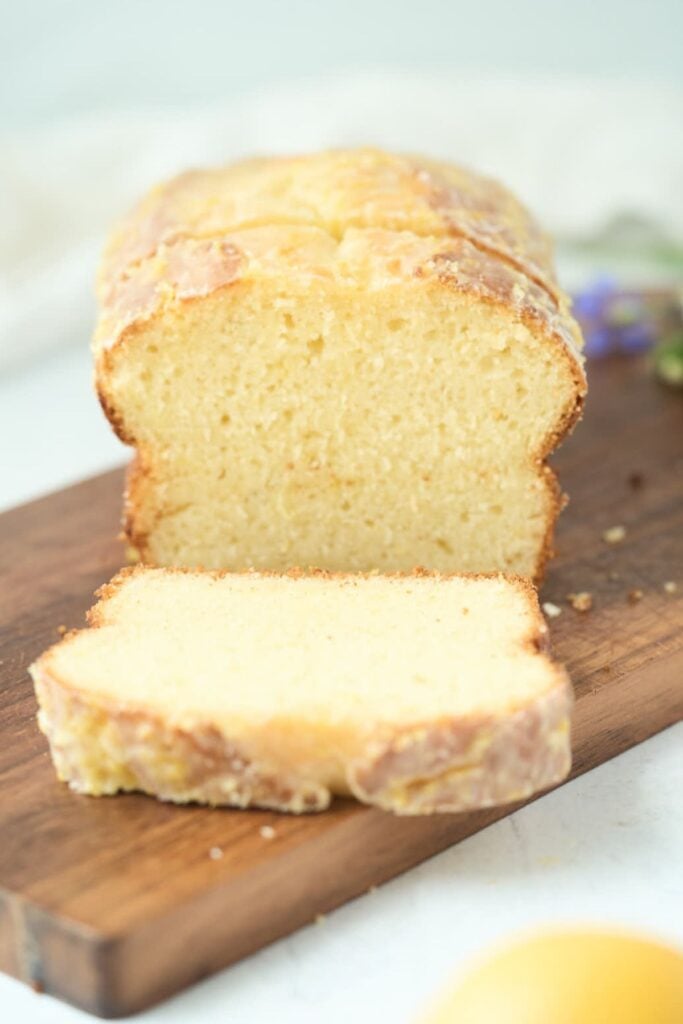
[
  {"left": 30, "top": 567, "right": 572, "bottom": 815},
  {"left": 94, "top": 148, "right": 586, "bottom": 579}
]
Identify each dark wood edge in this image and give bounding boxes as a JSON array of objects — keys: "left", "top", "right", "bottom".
[{"left": 3, "top": 642, "right": 681, "bottom": 1017}]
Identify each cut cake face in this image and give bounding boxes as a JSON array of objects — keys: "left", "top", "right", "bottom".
[
  {"left": 94, "top": 149, "right": 585, "bottom": 577},
  {"left": 31, "top": 568, "right": 573, "bottom": 815}
]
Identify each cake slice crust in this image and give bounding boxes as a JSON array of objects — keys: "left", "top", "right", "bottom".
[
  {"left": 30, "top": 567, "right": 572, "bottom": 815},
  {"left": 93, "top": 149, "right": 586, "bottom": 579}
]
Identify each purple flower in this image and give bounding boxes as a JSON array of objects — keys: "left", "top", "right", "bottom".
[
  {"left": 572, "top": 277, "right": 661, "bottom": 358},
  {"left": 583, "top": 326, "right": 612, "bottom": 358},
  {"left": 573, "top": 275, "right": 618, "bottom": 320},
  {"left": 619, "top": 321, "right": 655, "bottom": 353}
]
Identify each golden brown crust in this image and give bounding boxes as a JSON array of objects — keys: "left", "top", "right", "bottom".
[
  {"left": 414, "top": 240, "right": 585, "bottom": 583},
  {"left": 30, "top": 567, "right": 571, "bottom": 815},
  {"left": 95, "top": 369, "right": 133, "bottom": 446},
  {"left": 33, "top": 658, "right": 570, "bottom": 816},
  {"left": 348, "top": 684, "right": 571, "bottom": 814},
  {"left": 407, "top": 155, "right": 558, "bottom": 300},
  {"left": 91, "top": 562, "right": 543, "bottom": 596},
  {"left": 121, "top": 453, "right": 155, "bottom": 559},
  {"left": 92, "top": 149, "right": 586, "bottom": 579},
  {"left": 97, "top": 149, "right": 557, "bottom": 297},
  {"left": 94, "top": 149, "right": 583, "bottom": 362},
  {"left": 96, "top": 237, "right": 244, "bottom": 350},
  {"left": 32, "top": 665, "right": 330, "bottom": 813},
  {"left": 418, "top": 240, "right": 582, "bottom": 359}
]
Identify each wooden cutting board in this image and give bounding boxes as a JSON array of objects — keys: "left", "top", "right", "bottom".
[{"left": 0, "top": 354, "right": 681, "bottom": 1019}]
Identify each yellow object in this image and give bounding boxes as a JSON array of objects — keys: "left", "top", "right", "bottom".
[
  {"left": 93, "top": 148, "right": 586, "bottom": 579},
  {"left": 30, "top": 566, "right": 571, "bottom": 814},
  {"left": 421, "top": 929, "right": 683, "bottom": 1024}
]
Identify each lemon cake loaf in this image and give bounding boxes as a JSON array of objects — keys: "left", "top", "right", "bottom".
[
  {"left": 31, "top": 567, "right": 572, "bottom": 815},
  {"left": 94, "top": 148, "right": 586, "bottom": 578}
]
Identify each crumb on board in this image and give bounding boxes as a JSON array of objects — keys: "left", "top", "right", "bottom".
[
  {"left": 608, "top": 570, "right": 621, "bottom": 582},
  {"left": 208, "top": 846, "right": 223, "bottom": 860},
  {"left": 542, "top": 601, "right": 562, "bottom": 618},
  {"left": 627, "top": 472, "right": 644, "bottom": 491},
  {"left": 57, "top": 625, "right": 67, "bottom": 635},
  {"left": 627, "top": 588, "right": 644, "bottom": 605},
  {"left": 567, "top": 592, "right": 593, "bottom": 612},
  {"left": 603, "top": 525, "right": 626, "bottom": 544},
  {"left": 664, "top": 581, "right": 678, "bottom": 594},
  {"left": 259, "top": 825, "right": 276, "bottom": 840}
]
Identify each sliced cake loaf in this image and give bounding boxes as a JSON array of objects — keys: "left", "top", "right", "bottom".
[
  {"left": 94, "top": 148, "right": 586, "bottom": 579},
  {"left": 30, "top": 567, "right": 572, "bottom": 815}
]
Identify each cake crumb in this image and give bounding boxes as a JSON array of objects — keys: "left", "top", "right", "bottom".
[
  {"left": 627, "top": 472, "right": 644, "bottom": 491},
  {"left": 603, "top": 525, "right": 626, "bottom": 544},
  {"left": 315, "top": 913, "right": 327, "bottom": 925},
  {"left": 367, "top": 884, "right": 378, "bottom": 894},
  {"left": 542, "top": 601, "right": 562, "bottom": 619},
  {"left": 259, "top": 825, "right": 276, "bottom": 840},
  {"left": 663, "top": 581, "right": 678, "bottom": 594},
  {"left": 209, "top": 846, "right": 224, "bottom": 860},
  {"left": 608, "top": 570, "right": 621, "bottom": 582},
  {"left": 627, "top": 588, "right": 643, "bottom": 605},
  {"left": 57, "top": 625, "right": 67, "bottom": 635},
  {"left": 567, "top": 592, "right": 593, "bottom": 612}
]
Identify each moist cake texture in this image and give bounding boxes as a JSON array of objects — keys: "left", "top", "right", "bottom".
[
  {"left": 31, "top": 567, "right": 572, "bottom": 814},
  {"left": 94, "top": 148, "right": 586, "bottom": 578}
]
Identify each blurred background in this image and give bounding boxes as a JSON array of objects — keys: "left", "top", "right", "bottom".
[{"left": 1, "top": 0, "right": 682, "bottom": 506}]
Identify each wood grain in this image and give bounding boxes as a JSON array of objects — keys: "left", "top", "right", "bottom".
[{"left": 0, "top": 354, "right": 681, "bottom": 1018}]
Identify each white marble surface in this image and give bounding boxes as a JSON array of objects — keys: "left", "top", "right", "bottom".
[{"left": 1, "top": 347, "right": 682, "bottom": 1022}]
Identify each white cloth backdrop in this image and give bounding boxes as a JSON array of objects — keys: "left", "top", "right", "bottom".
[{"left": 1, "top": 72, "right": 682, "bottom": 373}]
